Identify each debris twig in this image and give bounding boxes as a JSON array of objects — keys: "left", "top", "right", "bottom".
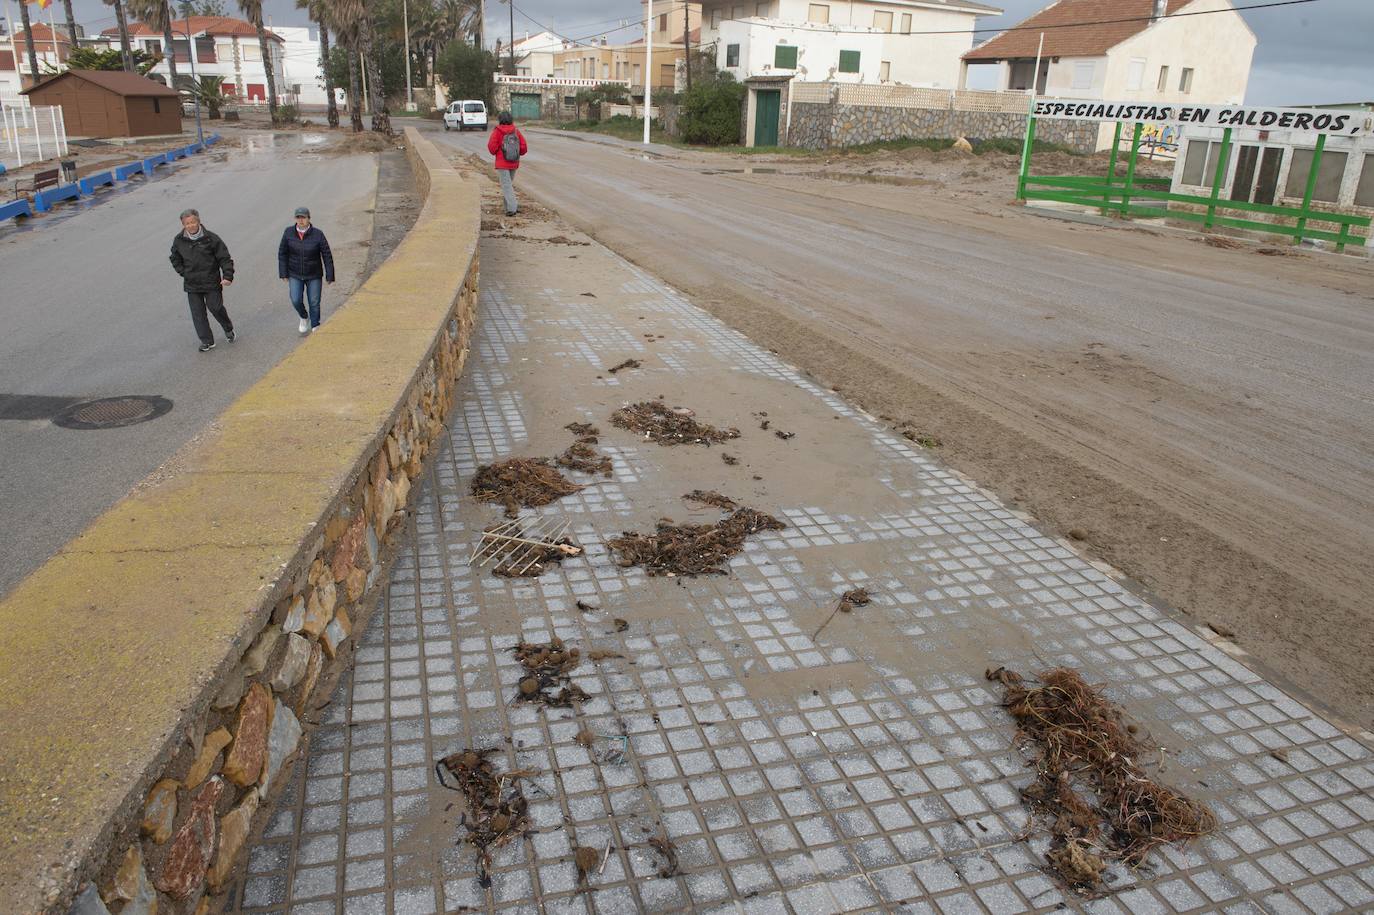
[
  {"left": 471, "top": 458, "right": 582, "bottom": 517},
  {"left": 511, "top": 638, "right": 588, "bottom": 708},
  {"left": 605, "top": 358, "right": 642, "bottom": 374},
  {"left": 436, "top": 749, "right": 533, "bottom": 887},
  {"left": 608, "top": 500, "right": 785, "bottom": 577},
  {"left": 610, "top": 401, "right": 740, "bottom": 447}
]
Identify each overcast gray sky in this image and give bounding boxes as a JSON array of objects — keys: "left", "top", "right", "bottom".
[{"left": 43, "top": 0, "right": 1374, "bottom": 105}]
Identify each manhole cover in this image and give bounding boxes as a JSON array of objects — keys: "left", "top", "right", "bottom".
[{"left": 52, "top": 395, "right": 172, "bottom": 430}]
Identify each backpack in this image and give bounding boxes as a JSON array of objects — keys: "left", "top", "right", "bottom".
[{"left": 501, "top": 130, "right": 521, "bottom": 164}]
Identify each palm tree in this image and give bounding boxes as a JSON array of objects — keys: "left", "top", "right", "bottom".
[
  {"left": 325, "top": 0, "right": 364, "bottom": 131},
  {"left": 236, "top": 0, "right": 279, "bottom": 122},
  {"left": 297, "top": 0, "right": 338, "bottom": 127},
  {"left": 128, "top": 0, "right": 179, "bottom": 87},
  {"left": 103, "top": 0, "right": 137, "bottom": 71},
  {"left": 17, "top": 0, "right": 39, "bottom": 85},
  {"left": 331, "top": 0, "right": 388, "bottom": 133},
  {"left": 61, "top": 0, "right": 81, "bottom": 49}
]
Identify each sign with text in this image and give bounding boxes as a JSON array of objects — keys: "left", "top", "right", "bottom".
[{"left": 1032, "top": 99, "right": 1372, "bottom": 136}]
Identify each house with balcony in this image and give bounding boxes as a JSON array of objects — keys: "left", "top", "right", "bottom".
[
  {"left": 961, "top": 0, "right": 1256, "bottom": 148},
  {"left": 103, "top": 16, "right": 286, "bottom": 104},
  {"left": 3, "top": 23, "right": 75, "bottom": 94}
]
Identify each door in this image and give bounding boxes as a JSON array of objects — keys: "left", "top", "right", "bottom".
[
  {"left": 511, "top": 93, "right": 541, "bottom": 120},
  {"left": 1230, "top": 145, "right": 1258, "bottom": 202},
  {"left": 1253, "top": 147, "right": 1283, "bottom": 206},
  {"left": 753, "top": 89, "right": 780, "bottom": 147}
]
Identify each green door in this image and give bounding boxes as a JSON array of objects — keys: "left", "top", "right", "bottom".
[
  {"left": 511, "top": 93, "right": 542, "bottom": 121},
  {"left": 753, "top": 90, "right": 780, "bottom": 147}
]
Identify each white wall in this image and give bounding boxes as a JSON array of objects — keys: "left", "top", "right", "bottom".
[
  {"left": 275, "top": 26, "right": 327, "bottom": 107},
  {"left": 1041, "top": 55, "right": 1108, "bottom": 100},
  {"left": 1106, "top": 0, "right": 1254, "bottom": 106},
  {"left": 142, "top": 34, "right": 286, "bottom": 104},
  {"left": 717, "top": 18, "right": 885, "bottom": 83}
]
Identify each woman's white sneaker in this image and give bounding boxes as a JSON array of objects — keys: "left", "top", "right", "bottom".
[{"left": 298, "top": 318, "right": 310, "bottom": 335}]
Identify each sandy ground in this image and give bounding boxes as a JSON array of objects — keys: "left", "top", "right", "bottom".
[{"left": 434, "top": 124, "right": 1374, "bottom": 729}]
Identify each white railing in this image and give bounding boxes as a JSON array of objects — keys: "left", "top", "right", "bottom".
[
  {"left": 496, "top": 74, "right": 631, "bottom": 89},
  {"left": 1, "top": 103, "right": 68, "bottom": 170}
]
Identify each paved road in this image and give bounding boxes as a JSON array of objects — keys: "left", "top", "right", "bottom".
[
  {"left": 0, "top": 133, "right": 377, "bottom": 596},
  {"left": 432, "top": 123, "right": 1374, "bottom": 725}
]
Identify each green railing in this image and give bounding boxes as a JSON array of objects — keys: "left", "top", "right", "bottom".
[{"left": 1017, "top": 119, "right": 1371, "bottom": 253}]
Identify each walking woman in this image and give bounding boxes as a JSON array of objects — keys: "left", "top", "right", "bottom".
[{"left": 278, "top": 206, "right": 336, "bottom": 334}]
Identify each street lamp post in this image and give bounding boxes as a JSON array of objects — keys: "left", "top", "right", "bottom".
[
  {"left": 401, "top": 0, "right": 412, "bottom": 109},
  {"left": 177, "top": 21, "right": 204, "bottom": 143}
]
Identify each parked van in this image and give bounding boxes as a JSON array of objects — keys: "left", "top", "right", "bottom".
[{"left": 444, "top": 100, "right": 489, "bottom": 131}]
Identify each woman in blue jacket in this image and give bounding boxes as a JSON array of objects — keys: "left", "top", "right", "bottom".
[{"left": 278, "top": 206, "right": 336, "bottom": 334}]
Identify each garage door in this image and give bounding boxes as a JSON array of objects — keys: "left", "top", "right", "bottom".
[{"left": 510, "top": 93, "right": 541, "bottom": 121}]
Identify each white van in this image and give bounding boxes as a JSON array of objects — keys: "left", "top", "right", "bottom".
[{"left": 444, "top": 100, "right": 489, "bottom": 131}]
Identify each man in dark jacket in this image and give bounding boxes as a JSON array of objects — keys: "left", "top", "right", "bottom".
[
  {"left": 278, "top": 206, "right": 336, "bottom": 335},
  {"left": 487, "top": 111, "right": 528, "bottom": 216},
  {"left": 169, "top": 208, "right": 235, "bottom": 352}
]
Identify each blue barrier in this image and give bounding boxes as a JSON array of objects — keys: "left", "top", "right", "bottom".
[
  {"left": 33, "top": 183, "right": 81, "bottom": 213},
  {"left": 183, "top": 144, "right": 199, "bottom": 156},
  {"left": 205, "top": 134, "right": 220, "bottom": 146},
  {"left": 144, "top": 154, "right": 165, "bottom": 172},
  {"left": 166, "top": 148, "right": 183, "bottom": 161},
  {"left": 0, "top": 163, "right": 7, "bottom": 176},
  {"left": 115, "top": 161, "right": 144, "bottom": 181},
  {"left": 77, "top": 171, "right": 116, "bottom": 195},
  {"left": 0, "top": 198, "right": 32, "bottom": 221}
]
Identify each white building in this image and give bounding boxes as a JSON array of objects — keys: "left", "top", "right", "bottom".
[
  {"left": 2, "top": 23, "right": 75, "bottom": 95},
  {"left": 699, "top": 0, "right": 1002, "bottom": 88},
  {"left": 509, "top": 30, "right": 569, "bottom": 79},
  {"left": 963, "top": 0, "right": 1256, "bottom": 147},
  {"left": 106, "top": 16, "right": 287, "bottom": 104},
  {"left": 273, "top": 25, "right": 328, "bottom": 107}
]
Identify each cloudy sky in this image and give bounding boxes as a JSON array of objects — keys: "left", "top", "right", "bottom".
[{"left": 41, "top": 0, "right": 1374, "bottom": 105}]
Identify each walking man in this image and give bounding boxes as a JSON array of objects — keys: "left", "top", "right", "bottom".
[
  {"left": 487, "top": 111, "right": 528, "bottom": 216},
  {"left": 278, "top": 206, "right": 336, "bottom": 335},
  {"left": 170, "top": 208, "right": 235, "bottom": 352}
]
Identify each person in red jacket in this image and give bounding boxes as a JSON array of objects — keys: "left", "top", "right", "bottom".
[{"left": 487, "top": 111, "right": 528, "bottom": 216}]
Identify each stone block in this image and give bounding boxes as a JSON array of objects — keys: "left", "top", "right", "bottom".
[
  {"left": 67, "top": 885, "right": 110, "bottom": 915},
  {"left": 281, "top": 595, "right": 306, "bottom": 634},
  {"left": 185, "top": 727, "right": 231, "bottom": 789},
  {"left": 211, "top": 666, "right": 247, "bottom": 711},
  {"left": 222, "top": 683, "right": 271, "bottom": 787},
  {"left": 141, "top": 778, "right": 179, "bottom": 844},
  {"left": 270, "top": 633, "right": 311, "bottom": 692},
  {"left": 344, "top": 566, "right": 367, "bottom": 603},
  {"left": 241, "top": 624, "right": 280, "bottom": 677},
  {"left": 208, "top": 787, "right": 259, "bottom": 892},
  {"left": 294, "top": 643, "right": 324, "bottom": 719},
  {"left": 263, "top": 699, "right": 303, "bottom": 791},
  {"left": 102, "top": 844, "right": 142, "bottom": 904},
  {"left": 155, "top": 777, "right": 224, "bottom": 899},
  {"left": 331, "top": 514, "right": 366, "bottom": 582},
  {"left": 322, "top": 607, "right": 351, "bottom": 660}
]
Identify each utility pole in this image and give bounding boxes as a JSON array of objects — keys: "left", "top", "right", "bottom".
[
  {"left": 179, "top": 20, "right": 203, "bottom": 143},
  {"left": 683, "top": 1, "right": 691, "bottom": 92},
  {"left": 479, "top": 0, "right": 486, "bottom": 49},
  {"left": 508, "top": 0, "right": 514, "bottom": 74},
  {"left": 401, "top": 0, "right": 412, "bottom": 108},
  {"left": 642, "top": 0, "right": 651, "bottom": 143}
]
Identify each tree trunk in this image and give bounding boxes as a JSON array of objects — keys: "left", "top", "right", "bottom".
[
  {"left": 318, "top": 17, "right": 339, "bottom": 128},
  {"left": 18, "top": 0, "right": 38, "bottom": 85},
  {"left": 347, "top": 45, "right": 364, "bottom": 132},
  {"left": 161, "top": 0, "right": 179, "bottom": 87},
  {"left": 359, "top": 15, "right": 389, "bottom": 134},
  {"left": 61, "top": 0, "right": 80, "bottom": 49},
  {"left": 112, "top": 0, "right": 135, "bottom": 71},
  {"left": 256, "top": 24, "right": 279, "bottom": 121}
]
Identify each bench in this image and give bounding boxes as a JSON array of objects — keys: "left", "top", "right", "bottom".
[
  {"left": 114, "top": 161, "right": 145, "bottom": 181},
  {"left": 77, "top": 171, "right": 116, "bottom": 195},
  {"left": 12, "top": 167, "right": 60, "bottom": 200},
  {"left": 33, "top": 183, "right": 81, "bottom": 213},
  {"left": 0, "top": 198, "right": 33, "bottom": 222}
]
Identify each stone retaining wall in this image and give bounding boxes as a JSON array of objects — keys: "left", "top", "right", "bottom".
[
  {"left": 0, "top": 128, "right": 480, "bottom": 915},
  {"left": 789, "top": 100, "right": 1098, "bottom": 152}
]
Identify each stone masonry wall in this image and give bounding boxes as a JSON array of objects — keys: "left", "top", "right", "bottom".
[
  {"left": 69, "top": 140, "right": 480, "bottom": 915},
  {"left": 789, "top": 101, "right": 1098, "bottom": 153}
]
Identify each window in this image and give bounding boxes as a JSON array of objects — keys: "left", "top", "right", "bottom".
[
  {"left": 602, "top": 62, "right": 609, "bottom": 79},
  {"left": 1181, "top": 139, "right": 1224, "bottom": 186},
  {"left": 900, "top": 12, "right": 912, "bottom": 33},
  {"left": 241, "top": 42, "right": 261, "bottom": 62},
  {"left": 1157, "top": 65, "right": 1170, "bottom": 91},
  {"left": 711, "top": 9, "right": 721, "bottom": 28},
  {"left": 660, "top": 63, "right": 674, "bottom": 84},
  {"left": 756, "top": 2, "right": 770, "bottom": 15},
  {"left": 732, "top": 5, "right": 745, "bottom": 18},
  {"left": 726, "top": 43, "right": 740, "bottom": 67},
  {"left": 1284, "top": 148, "right": 1349, "bottom": 202},
  {"left": 659, "top": 13, "right": 667, "bottom": 31},
  {"left": 774, "top": 44, "right": 798, "bottom": 68},
  {"left": 1071, "top": 61, "right": 1094, "bottom": 90},
  {"left": 879, "top": 60, "right": 891, "bottom": 81},
  {"left": 807, "top": 4, "right": 829, "bottom": 24},
  {"left": 1179, "top": 67, "right": 1194, "bottom": 93},
  {"left": 1126, "top": 58, "right": 1146, "bottom": 91},
  {"left": 1356, "top": 155, "right": 1374, "bottom": 208},
  {"left": 873, "top": 10, "right": 893, "bottom": 32},
  {"left": 144, "top": 39, "right": 162, "bottom": 55},
  {"left": 633, "top": 63, "right": 641, "bottom": 83},
  {"left": 838, "top": 50, "right": 860, "bottom": 73}
]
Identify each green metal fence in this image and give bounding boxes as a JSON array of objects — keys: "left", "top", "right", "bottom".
[{"left": 1017, "top": 119, "right": 1371, "bottom": 253}]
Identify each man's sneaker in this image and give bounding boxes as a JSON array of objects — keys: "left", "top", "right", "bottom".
[
  {"left": 199, "top": 342, "right": 215, "bottom": 352},
  {"left": 226, "top": 329, "right": 236, "bottom": 342},
  {"left": 298, "top": 318, "right": 310, "bottom": 334}
]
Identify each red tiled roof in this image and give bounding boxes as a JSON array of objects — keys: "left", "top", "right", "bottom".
[
  {"left": 100, "top": 16, "right": 282, "bottom": 43},
  {"left": 13, "top": 23, "right": 74, "bottom": 43},
  {"left": 964, "top": 0, "right": 1192, "bottom": 61}
]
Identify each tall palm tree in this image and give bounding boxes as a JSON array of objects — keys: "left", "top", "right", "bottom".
[
  {"left": 325, "top": 0, "right": 364, "bottom": 131},
  {"left": 128, "top": 0, "right": 179, "bottom": 87},
  {"left": 297, "top": 0, "right": 338, "bottom": 127},
  {"left": 103, "top": 0, "right": 137, "bottom": 71},
  {"left": 17, "top": 0, "right": 39, "bottom": 85},
  {"left": 332, "top": 0, "right": 387, "bottom": 133},
  {"left": 61, "top": 0, "right": 81, "bottom": 50},
  {"left": 236, "top": 0, "right": 279, "bottom": 122}
]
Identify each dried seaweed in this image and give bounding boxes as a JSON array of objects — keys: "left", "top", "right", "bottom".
[
  {"left": 556, "top": 424, "right": 613, "bottom": 477},
  {"left": 605, "top": 359, "right": 642, "bottom": 374},
  {"left": 608, "top": 505, "right": 785, "bottom": 576},
  {"left": 436, "top": 748, "right": 532, "bottom": 887},
  {"left": 609, "top": 401, "right": 740, "bottom": 447},
  {"left": 682, "top": 489, "right": 739, "bottom": 511},
  {"left": 511, "top": 638, "right": 588, "bottom": 708},
  {"left": 987, "top": 666, "right": 1215, "bottom": 892},
  {"left": 721, "top": 453, "right": 739, "bottom": 465},
  {"left": 471, "top": 458, "right": 582, "bottom": 517},
  {"left": 648, "top": 834, "right": 680, "bottom": 878},
  {"left": 837, "top": 587, "right": 871, "bottom": 613}
]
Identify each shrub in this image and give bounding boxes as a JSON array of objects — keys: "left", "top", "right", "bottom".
[
  {"left": 275, "top": 103, "right": 300, "bottom": 124},
  {"left": 677, "top": 73, "right": 745, "bottom": 146},
  {"left": 435, "top": 42, "right": 497, "bottom": 108}
]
